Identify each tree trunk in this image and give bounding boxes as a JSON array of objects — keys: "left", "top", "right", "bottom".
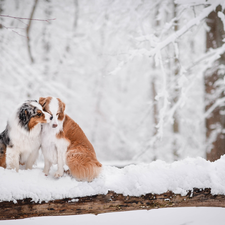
[
  {"left": 0, "top": 189, "right": 224, "bottom": 220},
  {"left": 205, "top": 5, "right": 225, "bottom": 161},
  {"left": 0, "top": 0, "right": 3, "bottom": 30},
  {"left": 172, "top": 2, "right": 180, "bottom": 160},
  {"left": 26, "top": 0, "right": 38, "bottom": 64}
]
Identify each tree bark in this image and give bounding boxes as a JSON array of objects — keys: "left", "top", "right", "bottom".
[
  {"left": 0, "top": 188, "right": 224, "bottom": 220},
  {"left": 205, "top": 5, "right": 225, "bottom": 161}
]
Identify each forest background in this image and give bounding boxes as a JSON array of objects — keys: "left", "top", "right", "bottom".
[{"left": 0, "top": 0, "right": 225, "bottom": 164}]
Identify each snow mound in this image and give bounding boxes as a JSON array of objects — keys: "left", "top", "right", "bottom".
[{"left": 1, "top": 156, "right": 225, "bottom": 202}]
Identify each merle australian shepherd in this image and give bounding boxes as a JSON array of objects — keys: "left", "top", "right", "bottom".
[{"left": 0, "top": 100, "right": 51, "bottom": 170}]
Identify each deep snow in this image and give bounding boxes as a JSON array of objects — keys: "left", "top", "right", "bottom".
[{"left": 1, "top": 155, "right": 225, "bottom": 202}]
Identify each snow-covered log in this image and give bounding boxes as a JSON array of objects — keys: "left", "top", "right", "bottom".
[
  {"left": 0, "top": 188, "right": 225, "bottom": 220},
  {"left": 1, "top": 156, "right": 225, "bottom": 220}
]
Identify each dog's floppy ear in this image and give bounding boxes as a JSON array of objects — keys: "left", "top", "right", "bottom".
[
  {"left": 39, "top": 97, "right": 47, "bottom": 107},
  {"left": 18, "top": 105, "right": 31, "bottom": 130},
  {"left": 57, "top": 98, "right": 66, "bottom": 113},
  {"left": 57, "top": 98, "right": 65, "bottom": 121}
]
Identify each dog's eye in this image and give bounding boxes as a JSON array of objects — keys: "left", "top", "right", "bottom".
[
  {"left": 56, "top": 113, "right": 59, "bottom": 116},
  {"left": 37, "top": 112, "right": 42, "bottom": 117}
]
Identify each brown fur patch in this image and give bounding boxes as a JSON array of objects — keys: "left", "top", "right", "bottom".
[
  {"left": 0, "top": 141, "right": 6, "bottom": 168},
  {"left": 66, "top": 149, "right": 102, "bottom": 182},
  {"left": 39, "top": 97, "right": 53, "bottom": 115},
  {"left": 56, "top": 130, "right": 64, "bottom": 139},
  {"left": 28, "top": 111, "right": 48, "bottom": 130},
  {"left": 62, "top": 114, "right": 102, "bottom": 181},
  {"left": 57, "top": 98, "right": 65, "bottom": 121},
  {"left": 57, "top": 115, "right": 95, "bottom": 150}
]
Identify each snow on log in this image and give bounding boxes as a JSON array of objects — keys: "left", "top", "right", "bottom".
[
  {"left": 1, "top": 156, "right": 225, "bottom": 219},
  {"left": 0, "top": 189, "right": 225, "bottom": 220}
]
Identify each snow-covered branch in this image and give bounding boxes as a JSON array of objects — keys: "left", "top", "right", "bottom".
[
  {"left": 203, "top": 97, "right": 225, "bottom": 119},
  {"left": 110, "top": 1, "right": 220, "bottom": 76},
  {"left": 148, "top": 2, "right": 219, "bottom": 58},
  {"left": 187, "top": 43, "right": 225, "bottom": 72}
]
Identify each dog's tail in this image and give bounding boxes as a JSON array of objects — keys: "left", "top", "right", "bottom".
[{"left": 66, "top": 148, "right": 102, "bottom": 182}]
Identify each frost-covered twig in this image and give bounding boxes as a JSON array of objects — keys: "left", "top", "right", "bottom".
[
  {"left": 187, "top": 43, "right": 225, "bottom": 72},
  {"left": 1, "top": 25, "right": 27, "bottom": 38},
  {"left": 132, "top": 133, "right": 159, "bottom": 160},
  {"left": 0, "top": 14, "right": 56, "bottom": 23},
  {"left": 203, "top": 97, "right": 225, "bottom": 119},
  {"left": 155, "top": 52, "right": 170, "bottom": 137}
]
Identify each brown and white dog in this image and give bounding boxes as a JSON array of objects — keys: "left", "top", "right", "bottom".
[{"left": 39, "top": 97, "right": 102, "bottom": 181}]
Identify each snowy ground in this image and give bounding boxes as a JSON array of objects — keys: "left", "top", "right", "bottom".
[
  {"left": 0, "top": 207, "right": 224, "bottom": 225},
  {"left": 1, "top": 156, "right": 225, "bottom": 202}
]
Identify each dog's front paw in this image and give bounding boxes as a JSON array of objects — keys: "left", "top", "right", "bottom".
[
  {"left": 54, "top": 171, "right": 63, "bottom": 178},
  {"left": 43, "top": 169, "right": 49, "bottom": 176}
]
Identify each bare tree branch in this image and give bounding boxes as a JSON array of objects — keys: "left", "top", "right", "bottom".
[
  {"left": 0, "top": 14, "right": 56, "bottom": 23},
  {"left": 0, "top": 13, "right": 56, "bottom": 40},
  {"left": 1, "top": 24, "right": 27, "bottom": 38}
]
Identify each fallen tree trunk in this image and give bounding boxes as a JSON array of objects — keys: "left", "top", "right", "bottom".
[{"left": 0, "top": 188, "right": 225, "bottom": 220}]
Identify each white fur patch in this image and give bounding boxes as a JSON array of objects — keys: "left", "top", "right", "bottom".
[
  {"left": 49, "top": 97, "right": 59, "bottom": 115},
  {"left": 49, "top": 97, "right": 60, "bottom": 127},
  {"left": 30, "top": 101, "right": 43, "bottom": 111}
]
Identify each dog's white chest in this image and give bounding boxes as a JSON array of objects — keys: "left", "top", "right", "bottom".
[
  {"left": 41, "top": 124, "right": 69, "bottom": 164},
  {"left": 11, "top": 124, "right": 41, "bottom": 152}
]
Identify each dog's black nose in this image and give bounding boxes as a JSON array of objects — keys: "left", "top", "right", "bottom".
[{"left": 50, "top": 116, "right": 53, "bottom": 120}]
